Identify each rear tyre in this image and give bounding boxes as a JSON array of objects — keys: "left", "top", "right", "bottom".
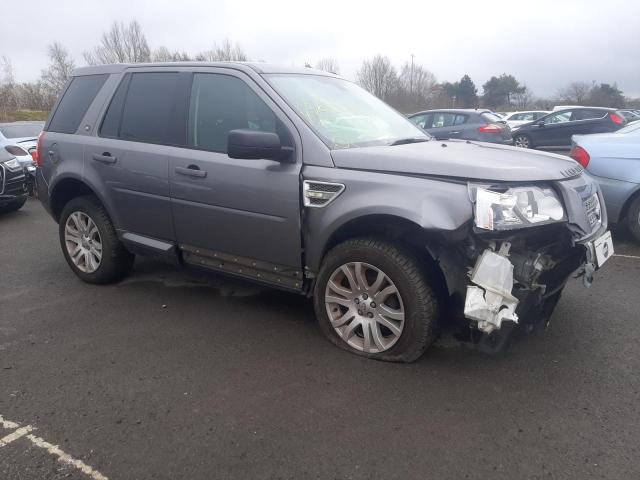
[
  {"left": 59, "top": 195, "right": 134, "bottom": 284},
  {"left": 314, "top": 237, "right": 439, "bottom": 363},
  {"left": 625, "top": 195, "right": 640, "bottom": 243},
  {"left": 513, "top": 134, "right": 533, "bottom": 149},
  {"left": 0, "top": 197, "right": 27, "bottom": 214}
]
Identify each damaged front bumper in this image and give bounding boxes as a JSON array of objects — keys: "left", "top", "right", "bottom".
[
  {"left": 463, "top": 224, "right": 613, "bottom": 339},
  {"left": 461, "top": 172, "right": 614, "bottom": 340}
]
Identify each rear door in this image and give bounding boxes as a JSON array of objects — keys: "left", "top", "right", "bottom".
[
  {"left": 425, "top": 112, "right": 464, "bottom": 140},
  {"left": 570, "top": 109, "right": 609, "bottom": 136},
  {"left": 168, "top": 69, "right": 303, "bottom": 277},
  {"left": 83, "top": 69, "right": 189, "bottom": 242},
  {"left": 534, "top": 110, "right": 574, "bottom": 146}
]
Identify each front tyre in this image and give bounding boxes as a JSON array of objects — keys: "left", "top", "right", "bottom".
[
  {"left": 314, "top": 238, "right": 439, "bottom": 362},
  {"left": 513, "top": 134, "right": 533, "bottom": 149},
  {"left": 626, "top": 195, "right": 640, "bottom": 243},
  {"left": 59, "top": 196, "right": 134, "bottom": 284}
]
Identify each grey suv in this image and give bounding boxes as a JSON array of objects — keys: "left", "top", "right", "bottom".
[{"left": 36, "top": 62, "right": 614, "bottom": 361}]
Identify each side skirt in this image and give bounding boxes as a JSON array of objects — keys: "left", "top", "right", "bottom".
[{"left": 179, "top": 244, "right": 305, "bottom": 292}]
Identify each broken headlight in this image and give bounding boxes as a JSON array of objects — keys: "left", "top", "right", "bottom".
[{"left": 470, "top": 185, "right": 566, "bottom": 231}]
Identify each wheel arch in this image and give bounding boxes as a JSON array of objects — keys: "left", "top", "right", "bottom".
[
  {"left": 619, "top": 185, "right": 640, "bottom": 223},
  {"left": 311, "top": 214, "right": 453, "bottom": 299},
  {"left": 49, "top": 175, "right": 117, "bottom": 226}
]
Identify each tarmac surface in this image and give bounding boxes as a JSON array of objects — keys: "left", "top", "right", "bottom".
[{"left": 1, "top": 199, "right": 639, "bottom": 479}]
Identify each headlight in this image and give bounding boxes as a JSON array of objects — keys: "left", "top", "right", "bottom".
[
  {"left": 470, "top": 185, "right": 566, "bottom": 230},
  {"left": 2, "top": 158, "right": 22, "bottom": 172}
]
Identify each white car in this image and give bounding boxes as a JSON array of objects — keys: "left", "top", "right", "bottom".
[
  {"left": 502, "top": 111, "right": 550, "bottom": 130},
  {"left": 0, "top": 121, "right": 45, "bottom": 195},
  {"left": 0, "top": 121, "right": 44, "bottom": 170}
]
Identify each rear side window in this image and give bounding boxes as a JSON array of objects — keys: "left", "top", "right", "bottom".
[
  {"left": 430, "top": 113, "right": 456, "bottom": 128},
  {"left": 100, "top": 72, "right": 186, "bottom": 145},
  {"left": 453, "top": 114, "right": 468, "bottom": 125},
  {"left": 119, "top": 73, "right": 183, "bottom": 144},
  {"left": 572, "top": 109, "right": 606, "bottom": 121},
  {"left": 48, "top": 74, "right": 108, "bottom": 134}
]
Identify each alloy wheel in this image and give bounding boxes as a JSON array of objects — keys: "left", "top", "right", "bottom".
[
  {"left": 325, "top": 262, "right": 405, "bottom": 353},
  {"left": 514, "top": 135, "right": 530, "bottom": 148},
  {"left": 64, "top": 211, "right": 103, "bottom": 273}
]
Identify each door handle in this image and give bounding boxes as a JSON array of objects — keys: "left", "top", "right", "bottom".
[
  {"left": 92, "top": 152, "right": 117, "bottom": 164},
  {"left": 175, "top": 165, "right": 207, "bottom": 178}
]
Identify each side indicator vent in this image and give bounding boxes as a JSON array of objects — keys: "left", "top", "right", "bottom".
[{"left": 303, "top": 180, "right": 345, "bottom": 208}]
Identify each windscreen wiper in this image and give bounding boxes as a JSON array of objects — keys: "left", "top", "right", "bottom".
[{"left": 389, "top": 137, "right": 430, "bottom": 146}]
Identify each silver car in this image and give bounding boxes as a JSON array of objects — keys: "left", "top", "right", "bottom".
[{"left": 571, "top": 121, "right": 640, "bottom": 241}]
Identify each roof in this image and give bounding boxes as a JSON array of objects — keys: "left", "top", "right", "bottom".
[
  {"left": 408, "top": 108, "right": 492, "bottom": 116},
  {"left": 71, "top": 62, "right": 339, "bottom": 78}
]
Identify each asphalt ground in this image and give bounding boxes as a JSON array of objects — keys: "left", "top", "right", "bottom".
[{"left": 1, "top": 199, "right": 639, "bottom": 479}]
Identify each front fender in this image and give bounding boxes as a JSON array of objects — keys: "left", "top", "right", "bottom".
[{"left": 302, "top": 166, "right": 472, "bottom": 272}]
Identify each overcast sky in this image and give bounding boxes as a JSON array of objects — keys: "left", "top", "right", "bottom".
[{"left": 2, "top": 0, "right": 639, "bottom": 97}]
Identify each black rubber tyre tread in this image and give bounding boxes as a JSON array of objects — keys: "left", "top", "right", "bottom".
[
  {"left": 0, "top": 197, "right": 27, "bottom": 213},
  {"left": 59, "top": 195, "right": 134, "bottom": 284},
  {"left": 314, "top": 237, "right": 439, "bottom": 363},
  {"left": 626, "top": 195, "right": 640, "bottom": 243}
]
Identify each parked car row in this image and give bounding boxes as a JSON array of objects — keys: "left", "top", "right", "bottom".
[
  {"left": 409, "top": 107, "right": 628, "bottom": 149},
  {"left": 0, "top": 146, "right": 29, "bottom": 213},
  {"left": 571, "top": 121, "right": 640, "bottom": 241},
  {"left": 0, "top": 121, "right": 44, "bottom": 195}
]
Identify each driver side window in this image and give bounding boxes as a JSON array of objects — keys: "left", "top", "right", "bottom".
[{"left": 188, "top": 73, "right": 290, "bottom": 153}]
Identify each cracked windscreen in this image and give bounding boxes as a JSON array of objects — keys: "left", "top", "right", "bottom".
[{"left": 265, "top": 74, "right": 428, "bottom": 149}]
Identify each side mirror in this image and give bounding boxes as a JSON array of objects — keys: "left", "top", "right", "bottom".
[
  {"left": 227, "top": 129, "right": 292, "bottom": 162},
  {"left": 535, "top": 120, "right": 545, "bottom": 126}
]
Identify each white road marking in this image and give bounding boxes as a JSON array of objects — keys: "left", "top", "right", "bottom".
[
  {"left": 0, "top": 414, "right": 108, "bottom": 480},
  {"left": 0, "top": 425, "right": 34, "bottom": 447},
  {"left": 613, "top": 254, "right": 640, "bottom": 260},
  {"left": 27, "top": 434, "right": 108, "bottom": 480}
]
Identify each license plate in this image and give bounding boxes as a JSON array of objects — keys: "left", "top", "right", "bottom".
[{"left": 592, "top": 231, "right": 614, "bottom": 268}]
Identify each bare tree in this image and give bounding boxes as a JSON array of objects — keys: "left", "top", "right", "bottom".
[
  {"left": 40, "top": 42, "right": 75, "bottom": 108},
  {"left": 0, "top": 56, "right": 18, "bottom": 118},
  {"left": 152, "top": 46, "right": 191, "bottom": 62},
  {"left": 84, "top": 20, "right": 151, "bottom": 65},
  {"left": 15, "top": 82, "right": 48, "bottom": 111},
  {"left": 557, "top": 81, "right": 591, "bottom": 104},
  {"left": 195, "top": 39, "right": 248, "bottom": 62},
  {"left": 356, "top": 55, "right": 398, "bottom": 101},
  {"left": 315, "top": 58, "right": 340, "bottom": 74}
]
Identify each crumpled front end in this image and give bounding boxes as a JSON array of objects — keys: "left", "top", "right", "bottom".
[{"left": 459, "top": 172, "right": 610, "bottom": 350}]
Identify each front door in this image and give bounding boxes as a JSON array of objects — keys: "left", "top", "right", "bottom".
[{"left": 168, "top": 70, "right": 303, "bottom": 281}]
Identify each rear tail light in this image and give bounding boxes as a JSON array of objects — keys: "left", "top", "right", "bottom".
[
  {"left": 570, "top": 145, "right": 590, "bottom": 168},
  {"left": 478, "top": 124, "right": 501, "bottom": 133},
  {"left": 4, "top": 145, "right": 29, "bottom": 156},
  {"left": 34, "top": 131, "right": 45, "bottom": 167},
  {"left": 609, "top": 113, "right": 624, "bottom": 125}
]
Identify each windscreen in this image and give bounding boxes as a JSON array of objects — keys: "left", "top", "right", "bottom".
[{"left": 265, "top": 74, "right": 427, "bottom": 149}]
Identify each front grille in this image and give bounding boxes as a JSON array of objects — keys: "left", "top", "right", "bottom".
[
  {"left": 584, "top": 194, "right": 602, "bottom": 228},
  {"left": 0, "top": 165, "right": 5, "bottom": 194}
]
